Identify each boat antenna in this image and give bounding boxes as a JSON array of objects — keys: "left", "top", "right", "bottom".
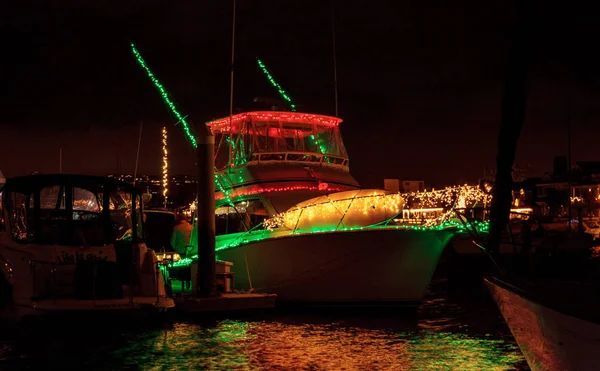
[
  {"left": 133, "top": 121, "right": 143, "bottom": 186},
  {"left": 228, "top": 0, "right": 237, "bottom": 167},
  {"left": 331, "top": 0, "right": 339, "bottom": 117},
  {"left": 59, "top": 146, "right": 63, "bottom": 174}
]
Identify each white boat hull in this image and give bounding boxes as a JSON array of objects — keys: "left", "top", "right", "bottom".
[
  {"left": 216, "top": 228, "right": 454, "bottom": 306},
  {"left": 485, "top": 277, "right": 600, "bottom": 371},
  {"left": 0, "top": 237, "right": 175, "bottom": 322}
]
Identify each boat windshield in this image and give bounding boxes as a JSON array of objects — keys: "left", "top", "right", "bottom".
[
  {"left": 210, "top": 112, "right": 349, "bottom": 169},
  {"left": 215, "top": 199, "right": 269, "bottom": 235},
  {"left": 4, "top": 183, "right": 142, "bottom": 246}
]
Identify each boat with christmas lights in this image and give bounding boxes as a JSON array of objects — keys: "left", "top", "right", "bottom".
[
  {"left": 0, "top": 174, "right": 175, "bottom": 322},
  {"left": 173, "top": 111, "right": 458, "bottom": 306}
]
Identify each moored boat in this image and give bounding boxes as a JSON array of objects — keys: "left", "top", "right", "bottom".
[
  {"left": 0, "top": 174, "right": 175, "bottom": 322},
  {"left": 485, "top": 274, "right": 600, "bottom": 371},
  {"left": 173, "top": 111, "right": 458, "bottom": 306}
]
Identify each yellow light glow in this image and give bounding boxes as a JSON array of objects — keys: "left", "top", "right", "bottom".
[
  {"left": 265, "top": 190, "right": 404, "bottom": 230},
  {"left": 401, "top": 184, "right": 492, "bottom": 210},
  {"left": 510, "top": 208, "right": 533, "bottom": 214},
  {"left": 406, "top": 208, "right": 444, "bottom": 213},
  {"left": 264, "top": 185, "right": 495, "bottom": 231},
  {"left": 156, "top": 252, "right": 181, "bottom": 262},
  {"left": 162, "top": 127, "right": 168, "bottom": 204}
]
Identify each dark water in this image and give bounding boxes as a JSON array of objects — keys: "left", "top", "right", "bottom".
[{"left": 0, "top": 276, "right": 528, "bottom": 370}]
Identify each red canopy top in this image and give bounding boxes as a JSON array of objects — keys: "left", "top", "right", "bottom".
[{"left": 206, "top": 111, "right": 342, "bottom": 133}]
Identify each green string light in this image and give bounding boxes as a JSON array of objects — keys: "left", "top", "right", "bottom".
[
  {"left": 130, "top": 42, "right": 197, "bottom": 148},
  {"left": 215, "top": 173, "right": 236, "bottom": 208},
  {"left": 167, "top": 220, "right": 491, "bottom": 268},
  {"left": 309, "top": 134, "right": 327, "bottom": 154},
  {"left": 256, "top": 58, "right": 297, "bottom": 112},
  {"left": 131, "top": 42, "right": 236, "bottom": 209}
]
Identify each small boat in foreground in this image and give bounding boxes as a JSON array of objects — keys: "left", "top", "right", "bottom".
[
  {"left": 485, "top": 273, "right": 600, "bottom": 371},
  {"left": 481, "top": 2, "right": 600, "bottom": 367},
  {"left": 0, "top": 174, "right": 175, "bottom": 322}
]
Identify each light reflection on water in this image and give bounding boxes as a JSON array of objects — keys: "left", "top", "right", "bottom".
[{"left": 0, "top": 278, "right": 527, "bottom": 370}]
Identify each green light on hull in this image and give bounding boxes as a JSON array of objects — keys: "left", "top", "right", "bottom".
[{"left": 167, "top": 221, "right": 490, "bottom": 268}]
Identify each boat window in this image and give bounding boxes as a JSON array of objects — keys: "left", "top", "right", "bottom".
[
  {"left": 213, "top": 133, "right": 232, "bottom": 170},
  {"left": 4, "top": 182, "right": 143, "bottom": 246},
  {"left": 8, "top": 191, "right": 33, "bottom": 242},
  {"left": 73, "top": 187, "right": 100, "bottom": 212},
  {"left": 230, "top": 120, "right": 348, "bottom": 164},
  {"left": 104, "top": 189, "right": 133, "bottom": 241},
  {"left": 71, "top": 187, "right": 103, "bottom": 226},
  {"left": 215, "top": 200, "right": 269, "bottom": 235},
  {"left": 34, "top": 185, "right": 104, "bottom": 245},
  {"left": 254, "top": 121, "right": 285, "bottom": 153},
  {"left": 37, "top": 186, "right": 70, "bottom": 244},
  {"left": 40, "top": 185, "right": 63, "bottom": 210},
  {"left": 133, "top": 194, "right": 143, "bottom": 241}
]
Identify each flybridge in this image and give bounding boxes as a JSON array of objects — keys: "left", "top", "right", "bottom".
[{"left": 206, "top": 111, "right": 349, "bottom": 171}]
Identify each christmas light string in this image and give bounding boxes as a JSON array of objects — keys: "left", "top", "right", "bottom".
[
  {"left": 168, "top": 219, "right": 485, "bottom": 268},
  {"left": 262, "top": 184, "right": 491, "bottom": 231},
  {"left": 130, "top": 42, "right": 197, "bottom": 148},
  {"left": 169, "top": 185, "right": 494, "bottom": 268},
  {"left": 256, "top": 58, "right": 297, "bottom": 112},
  {"left": 214, "top": 184, "right": 346, "bottom": 201},
  {"left": 131, "top": 45, "right": 493, "bottom": 266},
  {"left": 263, "top": 191, "right": 404, "bottom": 230},
  {"left": 162, "top": 127, "right": 168, "bottom": 205},
  {"left": 402, "top": 185, "right": 492, "bottom": 209},
  {"left": 131, "top": 42, "right": 240, "bottom": 206},
  {"left": 207, "top": 112, "right": 341, "bottom": 132}
]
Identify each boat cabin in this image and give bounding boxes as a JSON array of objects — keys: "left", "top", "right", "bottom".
[
  {"left": 0, "top": 174, "right": 170, "bottom": 310},
  {"left": 207, "top": 111, "right": 350, "bottom": 171},
  {"left": 205, "top": 112, "right": 362, "bottom": 235},
  {"left": 1, "top": 174, "right": 143, "bottom": 247}
]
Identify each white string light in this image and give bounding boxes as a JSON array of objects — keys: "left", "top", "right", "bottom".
[{"left": 162, "top": 127, "right": 168, "bottom": 206}]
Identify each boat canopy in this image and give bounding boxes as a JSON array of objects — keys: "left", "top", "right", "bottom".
[
  {"left": 1, "top": 174, "right": 143, "bottom": 246},
  {"left": 207, "top": 112, "right": 349, "bottom": 171}
]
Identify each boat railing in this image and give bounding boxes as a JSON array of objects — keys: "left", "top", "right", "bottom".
[{"left": 246, "top": 151, "right": 349, "bottom": 171}]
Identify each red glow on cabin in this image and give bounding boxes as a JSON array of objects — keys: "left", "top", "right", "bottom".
[
  {"left": 206, "top": 111, "right": 342, "bottom": 133},
  {"left": 214, "top": 184, "right": 345, "bottom": 200}
]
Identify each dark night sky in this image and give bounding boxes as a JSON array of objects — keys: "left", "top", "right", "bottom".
[{"left": 2, "top": 1, "right": 600, "bottom": 187}]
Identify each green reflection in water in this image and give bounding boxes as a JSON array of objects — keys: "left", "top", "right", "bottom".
[
  {"left": 108, "top": 320, "right": 523, "bottom": 371},
  {"left": 407, "top": 331, "right": 524, "bottom": 371},
  {"left": 112, "top": 320, "right": 255, "bottom": 370}
]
